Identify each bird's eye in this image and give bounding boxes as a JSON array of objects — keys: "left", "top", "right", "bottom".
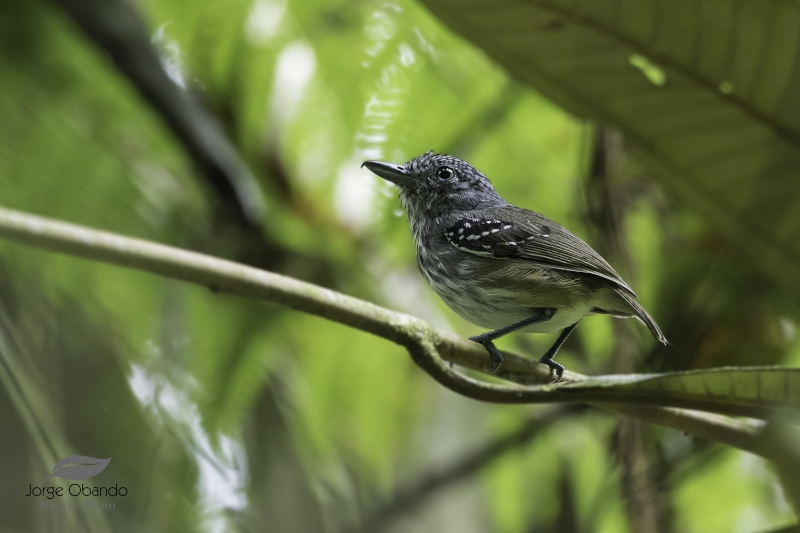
[{"left": 436, "top": 166, "right": 455, "bottom": 181}]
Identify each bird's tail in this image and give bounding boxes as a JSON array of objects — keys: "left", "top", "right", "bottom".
[{"left": 616, "top": 289, "right": 668, "bottom": 345}]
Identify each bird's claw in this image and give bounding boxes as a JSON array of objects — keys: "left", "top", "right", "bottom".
[
  {"left": 470, "top": 335, "right": 566, "bottom": 381},
  {"left": 470, "top": 335, "right": 504, "bottom": 372},
  {"left": 488, "top": 352, "right": 504, "bottom": 372},
  {"left": 539, "top": 357, "right": 565, "bottom": 384}
]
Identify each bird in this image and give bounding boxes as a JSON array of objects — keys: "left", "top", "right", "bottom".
[{"left": 362, "top": 151, "right": 667, "bottom": 382}]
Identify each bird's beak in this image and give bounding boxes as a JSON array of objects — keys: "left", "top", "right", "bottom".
[{"left": 361, "top": 160, "right": 419, "bottom": 186}]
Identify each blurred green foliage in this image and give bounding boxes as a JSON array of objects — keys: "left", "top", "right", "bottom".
[{"left": 1, "top": 0, "right": 799, "bottom": 532}]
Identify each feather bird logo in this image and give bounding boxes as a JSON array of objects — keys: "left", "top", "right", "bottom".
[{"left": 43, "top": 456, "right": 111, "bottom": 484}]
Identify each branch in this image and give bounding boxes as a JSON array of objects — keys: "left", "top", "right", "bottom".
[
  {"left": 0, "top": 207, "right": 781, "bottom": 459},
  {"left": 46, "top": 0, "right": 265, "bottom": 227}
]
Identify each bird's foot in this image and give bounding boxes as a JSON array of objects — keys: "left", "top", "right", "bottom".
[
  {"left": 469, "top": 335, "right": 504, "bottom": 372},
  {"left": 539, "top": 356, "right": 565, "bottom": 384}
]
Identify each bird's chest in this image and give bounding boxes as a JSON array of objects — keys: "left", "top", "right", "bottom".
[
  {"left": 415, "top": 235, "right": 464, "bottom": 297},
  {"left": 414, "top": 235, "right": 499, "bottom": 321},
  {"left": 413, "top": 234, "right": 579, "bottom": 331}
]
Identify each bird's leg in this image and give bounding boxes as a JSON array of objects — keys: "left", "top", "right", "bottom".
[
  {"left": 469, "top": 308, "right": 556, "bottom": 372},
  {"left": 539, "top": 322, "right": 578, "bottom": 383}
]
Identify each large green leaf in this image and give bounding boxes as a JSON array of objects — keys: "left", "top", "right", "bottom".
[{"left": 419, "top": 0, "right": 800, "bottom": 293}]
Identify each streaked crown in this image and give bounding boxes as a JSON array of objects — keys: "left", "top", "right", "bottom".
[{"left": 399, "top": 152, "right": 507, "bottom": 217}]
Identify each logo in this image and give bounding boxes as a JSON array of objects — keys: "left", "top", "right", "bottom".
[
  {"left": 26, "top": 454, "right": 127, "bottom": 511},
  {"left": 43, "top": 455, "right": 111, "bottom": 483}
]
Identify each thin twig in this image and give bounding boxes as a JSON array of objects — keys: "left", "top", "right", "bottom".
[{"left": 0, "top": 207, "right": 780, "bottom": 459}]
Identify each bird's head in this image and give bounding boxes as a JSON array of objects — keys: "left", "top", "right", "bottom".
[{"left": 362, "top": 152, "right": 506, "bottom": 221}]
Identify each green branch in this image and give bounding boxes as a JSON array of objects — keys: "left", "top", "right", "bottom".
[{"left": 0, "top": 207, "right": 781, "bottom": 459}]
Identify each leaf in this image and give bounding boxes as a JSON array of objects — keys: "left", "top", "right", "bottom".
[
  {"left": 418, "top": 0, "right": 800, "bottom": 294},
  {"left": 43, "top": 455, "right": 111, "bottom": 483},
  {"left": 561, "top": 366, "right": 800, "bottom": 418}
]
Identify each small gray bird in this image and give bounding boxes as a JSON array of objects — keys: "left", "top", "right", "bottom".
[{"left": 363, "top": 151, "right": 667, "bottom": 381}]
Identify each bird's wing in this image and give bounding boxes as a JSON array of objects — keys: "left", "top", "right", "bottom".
[{"left": 444, "top": 209, "right": 635, "bottom": 295}]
